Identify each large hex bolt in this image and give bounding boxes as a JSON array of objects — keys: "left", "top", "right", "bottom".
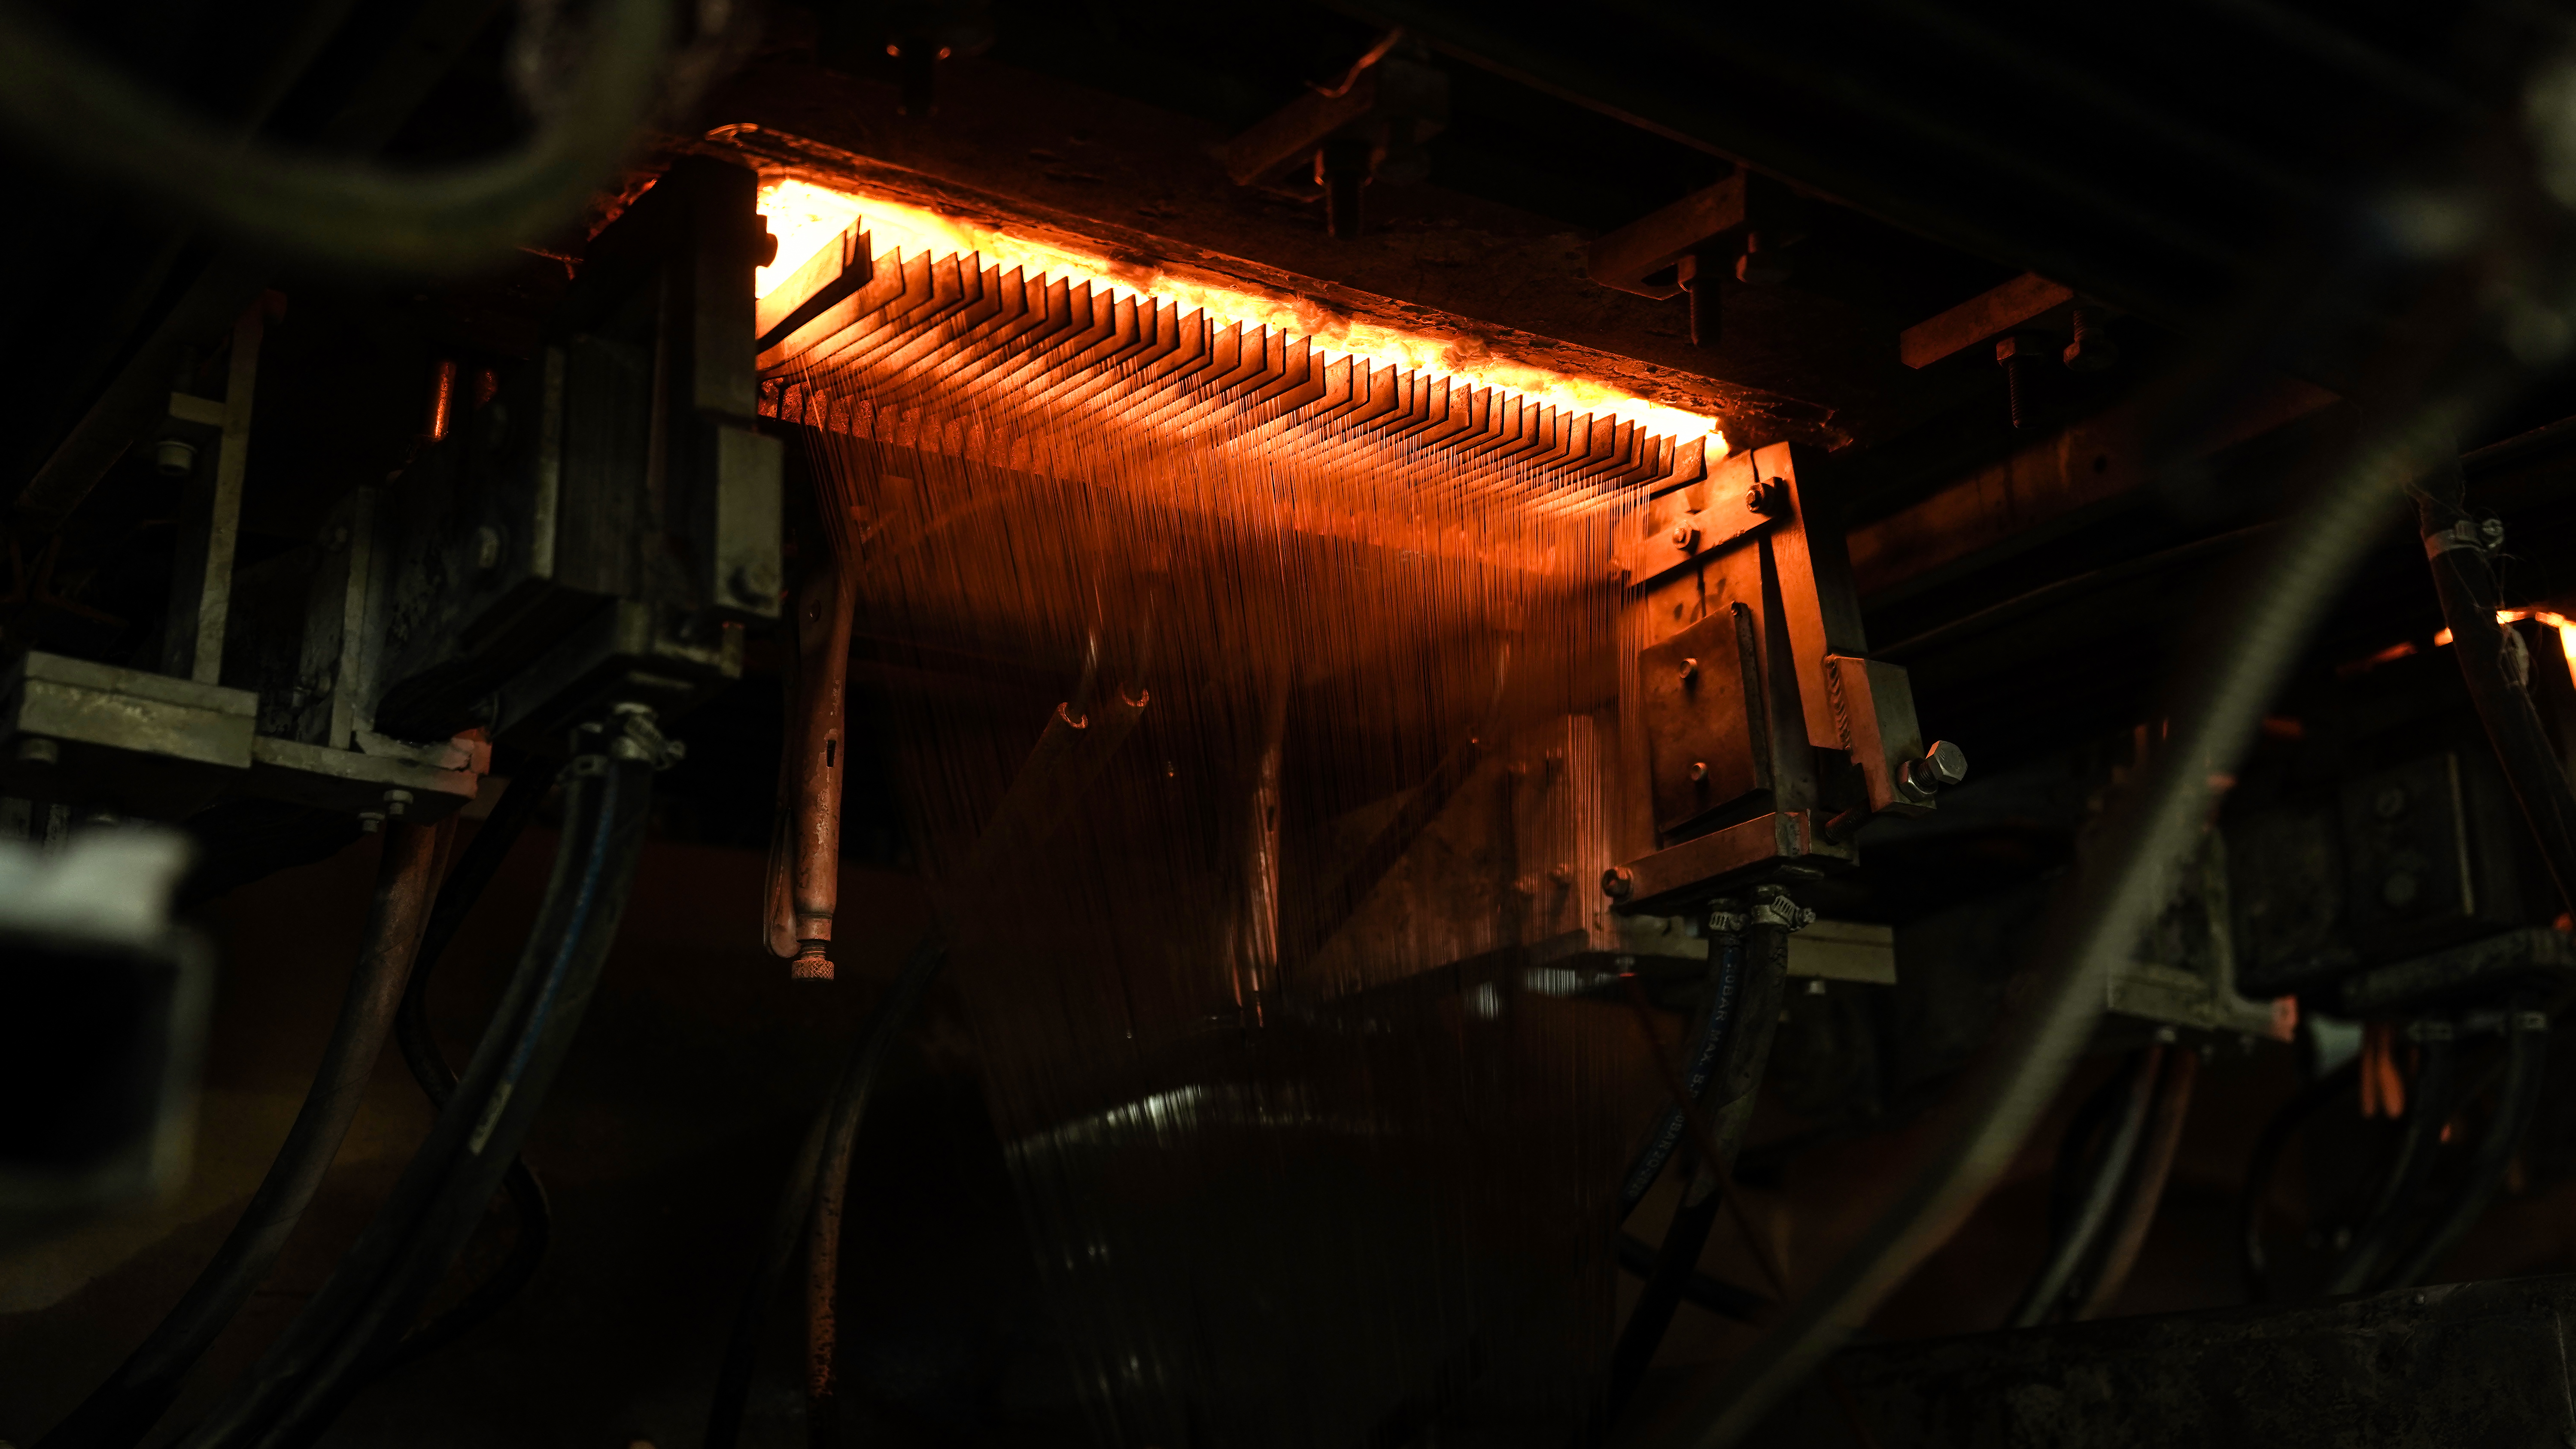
[{"left": 1897, "top": 739, "right": 1970, "bottom": 802}]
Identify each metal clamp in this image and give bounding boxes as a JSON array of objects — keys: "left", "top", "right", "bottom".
[
  {"left": 2424, "top": 517, "right": 2504, "bottom": 559},
  {"left": 1706, "top": 902, "right": 1750, "bottom": 936},
  {"left": 576, "top": 702, "right": 687, "bottom": 770},
  {"left": 1748, "top": 885, "right": 1816, "bottom": 932}
]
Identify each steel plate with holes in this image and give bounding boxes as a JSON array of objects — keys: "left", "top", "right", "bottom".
[{"left": 1638, "top": 605, "right": 1770, "bottom": 837}]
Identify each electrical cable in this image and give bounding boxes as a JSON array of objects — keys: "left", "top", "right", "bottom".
[
  {"left": 2323, "top": 1026, "right": 2459, "bottom": 1295},
  {"left": 1617, "top": 930, "right": 1750, "bottom": 1220},
  {"left": 33, "top": 822, "right": 444, "bottom": 1449},
  {"left": 172, "top": 738, "right": 660, "bottom": 1449},
  {"left": 2072, "top": 1044, "right": 2200, "bottom": 1320},
  {"left": 378, "top": 768, "right": 564, "bottom": 1373},
  {"left": 1604, "top": 923, "right": 1755, "bottom": 1422},
  {"left": 2238, "top": 1057, "right": 2362, "bottom": 1302},
  {"left": 2418, "top": 461, "right": 2576, "bottom": 919},
  {"left": 2383, "top": 1008, "right": 2551, "bottom": 1289},
  {"left": 0, "top": 0, "right": 673, "bottom": 274},
  {"left": 2005, "top": 1045, "right": 2162, "bottom": 1328},
  {"left": 1641, "top": 391, "right": 2480, "bottom": 1449},
  {"left": 1614, "top": 1234, "right": 1769, "bottom": 1323}
]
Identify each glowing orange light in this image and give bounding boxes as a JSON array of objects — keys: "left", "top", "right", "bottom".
[
  {"left": 753, "top": 179, "right": 1729, "bottom": 449},
  {"left": 2427, "top": 608, "right": 2576, "bottom": 689}
]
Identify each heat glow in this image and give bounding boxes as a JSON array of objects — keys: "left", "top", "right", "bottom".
[{"left": 755, "top": 177, "right": 1727, "bottom": 451}]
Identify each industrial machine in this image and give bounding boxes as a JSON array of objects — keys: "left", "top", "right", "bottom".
[{"left": 3, "top": 4, "right": 2576, "bottom": 1449}]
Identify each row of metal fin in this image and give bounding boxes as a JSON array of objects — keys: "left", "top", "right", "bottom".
[{"left": 756, "top": 245, "right": 1710, "bottom": 507}]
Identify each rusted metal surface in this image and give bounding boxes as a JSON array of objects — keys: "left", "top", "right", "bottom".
[
  {"left": 1899, "top": 272, "right": 2078, "bottom": 370},
  {"left": 1748, "top": 1272, "right": 2576, "bottom": 1448}
]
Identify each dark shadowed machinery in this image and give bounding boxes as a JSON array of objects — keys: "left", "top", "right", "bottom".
[{"left": 9, "top": 3, "right": 2576, "bottom": 1447}]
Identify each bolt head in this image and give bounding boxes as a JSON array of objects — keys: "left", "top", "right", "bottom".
[
  {"left": 1688, "top": 761, "right": 1709, "bottom": 782},
  {"left": 1746, "top": 478, "right": 1786, "bottom": 515},
  {"left": 1679, "top": 656, "right": 1699, "bottom": 681},
  {"left": 154, "top": 439, "right": 198, "bottom": 478},
  {"left": 1600, "top": 866, "right": 1634, "bottom": 901},
  {"left": 14, "top": 736, "right": 58, "bottom": 768},
  {"left": 1670, "top": 524, "right": 1698, "bottom": 550},
  {"left": 1921, "top": 740, "right": 1968, "bottom": 787}
]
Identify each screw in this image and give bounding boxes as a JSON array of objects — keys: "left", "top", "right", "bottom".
[
  {"left": 1600, "top": 866, "right": 1634, "bottom": 901},
  {"left": 1688, "top": 761, "right": 1709, "bottom": 782},
  {"left": 1679, "top": 656, "right": 1699, "bottom": 681},
  {"left": 1806, "top": 978, "right": 1827, "bottom": 996},
  {"left": 1549, "top": 863, "right": 1575, "bottom": 885}
]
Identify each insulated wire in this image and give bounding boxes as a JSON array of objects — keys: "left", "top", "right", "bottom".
[
  {"left": 2238, "top": 1058, "right": 2361, "bottom": 1301},
  {"left": 2323, "top": 1031, "right": 2459, "bottom": 1295},
  {"left": 1644, "top": 392, "right": 2480, "bottom": 1449},
  {"left": 2072, "top": 1044, "right": 2200, "bottom": 1320},
  {"left": 1617, "top": 932, "right": 1750, "bottom": 1221},
  {"left": 173, "top": 750, "right": 656, "bottom": 1449},
  {"left": 2384, "top": 1010, "right": 2551, "bottom": 1290},
  {"left": 2006, "top": 1045, "right": 2162, "bottom": 1328},
  {"left": 0, "top": 0, "right": 673, "bottom": 273},
  {"left": 33, "top": 822, "right": 444, "bottom": 1449},
  {"left": 1604, "top": 930, "right": 1753, "bottom": 1422},
  {"left": 381, "top": 768, "right": 564, "bottom": 1372}
]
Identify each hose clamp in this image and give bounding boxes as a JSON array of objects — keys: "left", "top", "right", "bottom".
[
  {"left": 2424, "top": 517, "right": 2503, "bottom": 559},
  {"left": 1748, "top": 886, "right": 1815, "bottom": 932},
  {"left": 576, "top": 702, "right": 688, "bottom": 770},
  {"left": 1706, "top": 903, "right": 1750, "bottom": 936}
]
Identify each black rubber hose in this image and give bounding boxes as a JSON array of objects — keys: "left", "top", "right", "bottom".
[
  {"left": 2419, "top": 465, "right": 2576, "bottom": 917},
  {"left": 173, "top": 748, "right": 655, "bottom": 1449},
  {"left": 35, "top": 823, "right": 444, "bottom": 1449},
  {"left": 1602, "top": 919, "right": 1781, "bottom": 1429},
  {"left": 1606, "top": 1162, "right": 1731, "bottom": 1421},
  {"left": 2006, "top": 1045, "right": 2162, "bottom": 1328},
  {"left": 2385, "top": 1009, "right": 2551, "bottom": 1289},
  {"left": 2324, "top": 1028, "right": 2460, "bottom": 1295},
  {"left": 1617, "top": 931, "right": 1749, "bottom": 1221},
  {"left": 2073, "top": 1044, "right": 2200, "bottom": 1321},
  {"left": 381, "top": 769, "right": 560, "bottom": 1370},
  {"left": 2238, "top": 1058, "right": 2362, "bottom": 1302},
  {"left": 1614, "top": 1233, "right": 1770, "bottom": 1323}
]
